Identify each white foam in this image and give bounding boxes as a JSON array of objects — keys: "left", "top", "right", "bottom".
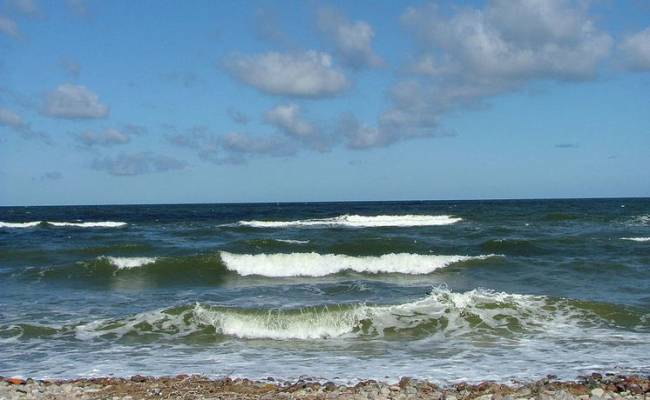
[
  {"left": 48, "top": 221, "right": 127, "bottom": 228},
  {"left": 0, "top": 221, "right": 42, "bottom": 228},
  {"left": 219, "top": 251, "right": 497, "bottom": 277},
  {"left": 275, "top": 239, "right": 310, "bottom": 244},
  {"left": 234, "top": 214, "right": 462, "bottom": 228},
  {"left": 100, "top": 256, "right": 158, "bottom": 269},
  {"left": 621, "top": 237, "right": 650, "bottom": 242},
  {"left": 191, "top": 288, "right": 579, "bottom": 340}
]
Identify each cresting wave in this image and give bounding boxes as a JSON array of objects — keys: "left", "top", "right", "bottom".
[
  {"left": 99, "top": 256, "right": 158, "bottom": 269},
  {"left": 219, "top": 251, "right": 498, "bottom": 277},
  {"left": 231, "top": 214, "right": 462, "bottom": 228},
  {"left": 5, "top": 288, "right": 647, "bottom": 342},
  {"left": 0, "top": 221, "right": 127, "bottom": 228},
  {"left": 621, "top": 237, "right": 650, "bottom": 242}
]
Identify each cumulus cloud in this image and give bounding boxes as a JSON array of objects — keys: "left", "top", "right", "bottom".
[
  {"left": 92, "top": 153, "right": 187, "bottom": 176},
  {"left": 0, "top": 15, "right": 19, "bottom": 38},
  {"left": 42, "top": 84, "right": 109, "bottom": 119},
  {"left": 76, "top": 128, "right": 133, "bottom": 147},
  {"left": 618, "top": 27, "right": 650, "bottom": 71},
  {"left": 0, "top": 107, "right": 47, "bottom": 141},
  {"left": 341, "top": 0, "right": 612, "bottom": 149},
  {"left": 225, "top": 51, "right": 349, "bottom": 97},
  {"left": 221, "top": 132, "right": 295, "bottom": 158},
  {"left": 166, "top": 125, "right": 295, "bottom": 164},
  {"left": 317, "top": 7, "right": 382, "bottom": 69},
  {"left": 264, "top": 104, "right": 333, "bottom": 151}
]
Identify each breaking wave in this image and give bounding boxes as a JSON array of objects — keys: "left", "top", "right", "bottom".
[
  {"left": 0, "top": 221, "right": 127, "bottom": 229},
  {"left": 621, "top": 237, "right": 650, "bottom": 242},
  {"left": 220, "top": 251, "right": 498, "bottom": 277},
  {"left": 4, "top": 288, "right": 648, "bottom": 342},
  {"left": 229, "top": 214, "right": 462, "bottom": 228},
  {"left": 99, "top": 256, "right": 158, "bottom": 269}
]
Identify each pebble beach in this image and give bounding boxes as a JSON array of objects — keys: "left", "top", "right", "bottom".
[{"left": 1, "top": 374, "right": 649, "bottom": 400}]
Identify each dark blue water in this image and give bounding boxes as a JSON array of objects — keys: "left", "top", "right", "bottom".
[{"left": 0, "top": 199, "right": 649, "bottom": 382}]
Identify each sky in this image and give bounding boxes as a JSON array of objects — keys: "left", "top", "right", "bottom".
[{"left": 0, "top": 0, "right": 649, "bottom": 206}]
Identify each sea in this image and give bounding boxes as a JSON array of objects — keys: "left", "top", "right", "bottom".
[{"left": 1, "top": 198, "right": 649, "bottom": 383}]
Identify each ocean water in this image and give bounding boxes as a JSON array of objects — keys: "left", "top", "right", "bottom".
[{"left": 0, "top": 199, "right": 649, "bottom": 383}]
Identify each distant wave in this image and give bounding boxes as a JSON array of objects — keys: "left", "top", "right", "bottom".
[
  {"left": 0, "top": 221, "right": 127, "bottom": 228},
  {"left": 230, "top": 214, "right": 462, "bottom": 228},
  {"left": 48, "top": 221, "right": 127, "bottom": 228},
  {"left": 9, "top": 287, "right": 645, "bottom": 342},
  {"left": 219, "top": 251, "right": 497, "bottom": 277},
  {"left": 0, "top": 221, "right": 42, "bottom": 228},
  {"left": 274, "top": 239, "right": 310, "bottom": 244},
  {"left": 99, "top": 256, "right": 158, "bottom": 269},
  {"left": 621, "top": 237, "right": 650, "bottom": 242}
]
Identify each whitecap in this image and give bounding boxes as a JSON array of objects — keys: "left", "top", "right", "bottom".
[
  {"left": 621, "top": 237, "right": 650, "bottom": 242},
  {"left": 48, "top": 221, "right": 127, "bottom": 228},
  {"left": 100, "top": 256, "right": 158, "bottom": 269},
  {"left": 0, "top": 221, "right": 42, "bottom": 228},
  {"left": 233, "top": 214, "right": 462, "bottom": 228},
  {"left": 219, "top": 251, "right": 498, "bottom": 277}
]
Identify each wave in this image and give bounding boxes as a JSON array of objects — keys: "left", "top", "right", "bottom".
[
  {"left": 6, "top": 288, "right": 648, "bottom": 342},
  {"left": 0, "top": 221, "right": 42, "bottom": 228},
  {"left": 275, "top": 239, "right": 310, "bottom": 244},
  {"left": 47, "top": 221, "right": 127, "bottom": 228},
  {"left": 0, "top": 221, "right": 127, "bottom": 229},
  {"left": 99, "top": 256, "right": 158, "bottom": 269},
  {"left": 230, "top": 214, "right": 462, "bottom": 228},
  {"left": 621, "top": 237, "right": 650, "bottom": 242},
  {"left": 219, "top": 251, "right": 498, "bottom": 277}
]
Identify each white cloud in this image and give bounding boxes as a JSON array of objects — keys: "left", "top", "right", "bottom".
[
  {"left": 264, "top": 104, "right": 333, "bottom": 151},
  {"left": 42, "top": 84, "right": 109, "bottom": 119},
  {"left": 77, "top": 128, "right": 131, "bottom": 147},
  {"left": 0, "top": 15, "right": 19, "bottom": 38},
  {"left": 221, "top": 132, "right": 295, "bottom": 158},
  {"left": 226, "top": 51, "right": 349, "bottom": 97},
  {"left": 0, "top": 107, "right": 24, "bottom": 128},
  {"left": 0, "top": 107, "right": 47, "bottom": 141},
  {"left": 264, "top": 104, "right": 316, "bottom": 138},
  {"left": 619, "top": 27, "right": 650, "bottom": 71},
  {"left": 92, "top": 153, "right": 187, "bottom": 176},
  {"left": 317, "top": 7, "right": 382, "bottom": 69},
  {"left": 339, "top": 0, "right": 612, "bottom": 149}
]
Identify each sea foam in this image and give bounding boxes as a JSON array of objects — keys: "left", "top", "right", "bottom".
[
  {"left": 100, "top": 256, "right": 158, "bottom": 269},
  {"left": 48, "top": 221, "right": 127, "bottom": 228},
  {"left": 0, "top": 221, "right": 127, "bottom": 228},
  {"left": 621, "top": 237, "right": 650, "bottom": 242},
  {"left": 233, "top": 214, "right": 462, "bottom": 228},
  {"left": 0, "top": 221, "right": 42, "bottom": 228},
  {"left": 70, "top": 288, "right": 611, "bottom": 341},
  {"left": 219, "top": 251, "right": 497, "bottom": 277}
]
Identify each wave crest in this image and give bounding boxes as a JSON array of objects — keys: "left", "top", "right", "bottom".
[
  {"left": 99, "top": 256, "right": 158, "bottom": 269},
  {"left": 231, "top": 214, "right": 462, "bottom": 228},
  {"left": 0, "top": 221, "right": 127, "bottom": 229},
  {"left": 22, "top": 288, "right": 641, "bottom": 342},
  {"left": 220, "top": 251, "right": 498, "bottom": 277}
]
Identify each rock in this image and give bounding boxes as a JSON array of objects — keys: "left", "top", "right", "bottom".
[
  {"left": 5, "top": 378, "right": 26, "bottom": 385},
  {"left": 130, "top": 375, "right": 147, "bottom": 383},
  {"left": 591, "top": 388, "right": 605, "bottom": 398}
]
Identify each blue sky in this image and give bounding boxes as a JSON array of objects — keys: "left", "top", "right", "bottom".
[{"left": 0, "top": 0, "right": 649, "bottom": 205}]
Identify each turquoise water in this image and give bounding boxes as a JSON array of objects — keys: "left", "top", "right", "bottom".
[{"left": 0, "top": 199, "right": 649, "bottom": 382}]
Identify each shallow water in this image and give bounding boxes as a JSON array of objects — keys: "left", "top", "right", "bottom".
[{"left": 0, "top": 199, "right": 649, "bottom": 383}]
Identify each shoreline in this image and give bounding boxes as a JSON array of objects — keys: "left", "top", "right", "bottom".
[{"left": 1, "top": 373, "right": 649, "bottom": 400}]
